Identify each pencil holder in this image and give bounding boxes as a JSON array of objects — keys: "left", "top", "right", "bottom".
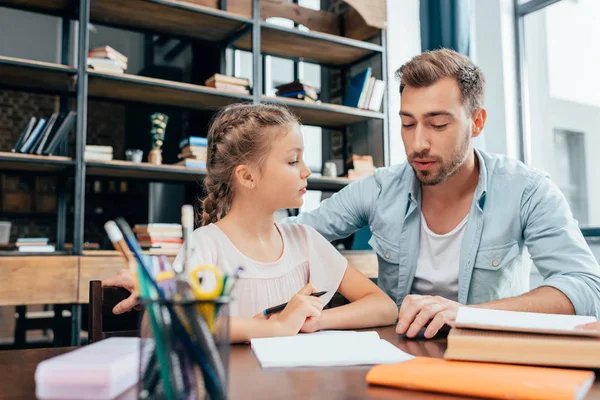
[{"left": 137, "top": 297, "right": 231, "bottom": 400}]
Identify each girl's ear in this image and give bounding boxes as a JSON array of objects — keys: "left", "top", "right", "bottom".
[{"left": 233, "top": 164, "right": 256, "bottom": 189}]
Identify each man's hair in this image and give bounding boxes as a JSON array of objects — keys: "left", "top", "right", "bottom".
[{"left": 396, "top": 48, "right": 485, "bottom": 113}]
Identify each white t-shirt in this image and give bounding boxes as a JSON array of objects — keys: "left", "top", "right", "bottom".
[
  {"left": 174, "top": 223, "right": 347, "bottom": 318},
  {"left": 410, "top": 213, "right": 469, "bottom": 302}
]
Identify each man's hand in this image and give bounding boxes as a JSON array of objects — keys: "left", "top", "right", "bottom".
[
  {"left": 577, "top": 320, "right": 600, "bottom": 331},
  {"left": 396, "top": 295, "right": 461, "bottom": 339},
  {"left": 102, "top": 269, "right": 139, "bottom": 315}
]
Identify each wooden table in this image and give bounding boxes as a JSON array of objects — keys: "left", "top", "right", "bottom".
[{"left": 1, "top": 326, "right": 599, "bottom": 400}]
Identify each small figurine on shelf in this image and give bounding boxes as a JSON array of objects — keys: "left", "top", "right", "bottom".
[{"left": 147, "top": 112, "right": 169, "bottom": 165}]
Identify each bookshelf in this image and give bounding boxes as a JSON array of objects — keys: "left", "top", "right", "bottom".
[
  {"left": 0, "top": 56, "right": 76, "bottom": 93},
  {"left": 0, "top": 0, "right": 389, "bottom": 345},
  {"left": 235, "top": 22, "right": 384, "bottom": 66},
  {"left": 0, "top": 152, "right": 73, "bottom": 172}
]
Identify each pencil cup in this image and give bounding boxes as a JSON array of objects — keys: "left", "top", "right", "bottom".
[{"left": 137, "top": 297, "right": 231, "bottom": 400}]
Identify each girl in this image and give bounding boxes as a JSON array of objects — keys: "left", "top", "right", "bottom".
[{"left": 106, "top": 103, "right": 398, "bottom": 343}]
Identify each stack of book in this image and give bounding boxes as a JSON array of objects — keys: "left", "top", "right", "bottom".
[
  {"left": 87, "top": 45, "right": 128, "bottom": 74},
  {"left": 16, "top": 238, "right": 55, "bottom": 253},
  {"left": 343, "top": 67, "right": 385, "bottom": 111},
  {"left": 177, "top": 137, "right": 207, "bottom": 169},
  {"left": 346, "top": 155, "right": 375, "bottom": 181},
  {"left": 133, "top": 224, "right": 183, "bottom": 256},
  {"left": 84, "top": 145, "right": 113, "bottom": 162},
  {"left": 276, "top": 80, "right": 318, "bottom": 103},
  {"left": 11, "top": 111, "right": 77, "bottom": 156},
  {"left": 204, "top": 74, "right": 250, "bottom": 94}
]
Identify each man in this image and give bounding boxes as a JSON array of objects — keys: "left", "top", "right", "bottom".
[{"left": 292, "top": 48, "right": 600, "bottom": 338}]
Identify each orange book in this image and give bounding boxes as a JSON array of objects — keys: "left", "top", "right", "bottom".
[{"left": 366, "top": 357, "right": 595, "bottom": 400}]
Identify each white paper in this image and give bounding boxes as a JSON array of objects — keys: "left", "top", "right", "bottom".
[
  {"left": 251, "top": 331, "right": 414, "bottom": 368},
  {"left": 454, "top": 307, "right": 600, "bottom": 337}
]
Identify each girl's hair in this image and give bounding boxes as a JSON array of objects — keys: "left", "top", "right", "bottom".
[{"left": 200, "top": 102, "right": 300, "bottom": 226}]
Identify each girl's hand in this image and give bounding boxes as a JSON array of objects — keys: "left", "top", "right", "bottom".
[
  {"left": 273, "top": 283, "right": 323, "bottom": 336},
  {"left": 102, "top": 269, "right": 139, "bottom": 314}
]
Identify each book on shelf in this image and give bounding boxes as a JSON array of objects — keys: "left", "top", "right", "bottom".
[
  {"left": 176, "top": 159, "right": 206, "bottom": 169},
  {"left": 12, "top": 117, "right": 37, "bottom": 153},
  {"left": 342, "top": 68, "right": 384, "bottom": 111},
  {"left": 178, "top": 147, "right": 207, "bottom": 161},
  {"left": 19, "top": 118, "right": 46, "bottom": 153},
  {"left": 179, "top": 136, "right": 208, "bottom": 149},
  {"left": 346, "top": 155, "right": 375, "bottom": 180},
  {"left": 205, "top": 73, "right": 250, "bottom": 89},
  {"left": 208, "top": 81, "right": 250, "bottom": 94},
  {"left": 84, "top": 145, "right": 114, "bottom": 161},
  {"left": 18, "top": 245, "right": 55, "bottom": 253},
  {"left": 444, "top": 328, "right": 600, "bottom": 369},
  {"left": 88, "top": 45, "right": 128, "bottom": 73},
  {"left": 133, "top": 224, "right": 182, "bottom": 234},
  {"left": 43, "top": 111, "right": 77, "bottom": 156},
  {"left": 343, "top": 67, "right": 371, "bottom": 108},
  {"left": 276, "top": 80, "right": 318, "bottom": 102},
  {"left": 16, "top": 237, "right": 49, "bottom": 245},
  {"left": 88, "top": 45, "right": 128, "bottom": 64}
]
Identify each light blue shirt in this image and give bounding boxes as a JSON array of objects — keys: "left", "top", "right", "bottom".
[{"left": 291, "top": 149, "right": 600, "bottom": 317}]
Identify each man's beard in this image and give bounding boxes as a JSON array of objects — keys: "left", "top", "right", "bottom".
[{"left": 410, "top": 133, "right": 470, "bottom": 186}]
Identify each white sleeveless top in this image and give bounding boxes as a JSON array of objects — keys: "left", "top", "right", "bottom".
[{"left": 174, "top": 223, "right": 347, "bottom": 318}]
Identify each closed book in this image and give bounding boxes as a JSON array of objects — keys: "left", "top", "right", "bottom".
[
  {"left": 12, "top": 117, "right": 37, "bottom": 152},
  {"left": 343, "top": 67, "right": 371, "bottom": 108},
  {"left": 85, "top": 145, "right": 113, "bottom": 154},
  {"left": 87, "top": 57, "right": 127, "bottom": 72},
  {"left": 366, "top": 357, "right": 595, "bottom": 400},
  {"left": 84, "top": 152, "right": 113, "bottom": 161},
  {"left": 276, "top": 80, "right": 316, "bottom": 95},
  {"left": 176, "top": 159, "right": 206, "bottom": 169},
  {"left": 179, "top": 137, "right": 208, "bottom": 149},
  {"left": 20, "top": 118, "right": 46, "bottom": 153},
  {"left": 18, "top": 245, "right": 55, "bottom": 253},
  {"left": 206, "top": 81, "right": 250, "bottom": 94},
  {"left": 205, "top": 73, "right": 249, "bottom": 88},
  {"left": 44, "top": 111, "right": 77, "bottom": 156},
  {"left": 88, "top": 45, "right": 128, "bottom": 64},
  {"left": 16, "top": 237, "right": 49, "bottom": 243},
  {"left": 445, "top": 328, "right": 600, "bottom": 368},
  {"left": 31, "top": 114, "right": 59, "bottom": 155}
]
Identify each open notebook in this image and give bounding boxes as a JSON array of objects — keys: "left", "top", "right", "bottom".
[
  {"left": 251, "top": 331, "right": 413, "bottom": 368},
  {"left": 453, "top": 307, "right": 600, "bottom": 337}
]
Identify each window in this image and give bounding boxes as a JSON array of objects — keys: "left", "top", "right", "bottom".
[{"left": 517, "top": 0, "right": 598, "bottom": 227}]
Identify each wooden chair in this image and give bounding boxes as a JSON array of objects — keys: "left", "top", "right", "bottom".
[{"left": 87, "top": 280, "right": 141, "bottom": 344}]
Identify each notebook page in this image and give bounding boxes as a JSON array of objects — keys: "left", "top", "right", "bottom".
[
  {"left": 251, "top": 331, "right": 414, "bottom": 368},
  {"left": 454, "top": 307, "right": 600, "bottom": 337}
]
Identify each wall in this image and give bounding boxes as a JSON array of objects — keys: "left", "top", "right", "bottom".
[
  {"left": 386, "top": 0, "right": 421, "bottom": 166},
  {"left": 472, "top": 0, "right": 520, "bottom": 159}
]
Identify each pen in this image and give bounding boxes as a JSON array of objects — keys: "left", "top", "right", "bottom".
[{"left": 263, "top": 291, "right": 328, "bottom": 316}]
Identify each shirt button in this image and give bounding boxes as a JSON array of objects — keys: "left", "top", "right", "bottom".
[
  {"left": 492, "top": 260, "right": 499, "bottom": 267},
  {"left": 385, "top": 253, "right": 391, "bottom": 259}
]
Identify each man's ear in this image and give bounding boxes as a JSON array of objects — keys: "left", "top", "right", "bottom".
[
  {"left": 234, "top": 164, "right": 256, "bottom": 189},
  {"left": 472, "top": 108, "right": 487, "bottom": 138}
]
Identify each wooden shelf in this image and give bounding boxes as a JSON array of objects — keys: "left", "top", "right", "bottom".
[
  {"left": 263, "top": 96, "right": 384, "bottom": 127},
  {"left": 87, "top": 71, "right": 252, "bottom": 110},
  {"left": 235, "top": 22, "right": 384, "bottom": 66},
  {"left": 0, "top": 152, "right": 73, "bottom": 172},
  {"left": 0, "top": 0, "right": 69, "bottom": 16},
  {"left": 85, "top": 160, "right": 350, "bottom": 191},
  {"left": 90, "top": 0, "right": 252, "bottom": 42},
  {"left": 307, "top": 176, "right": 351, "bottom": 191},
  {"left": 0, "top": 56, "right": 76, "bottom": 93},
  {"left": 86, "top": 159, "right": 206, "bottom": 182}
]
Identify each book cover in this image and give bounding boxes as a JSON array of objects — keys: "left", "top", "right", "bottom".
[
  {"left": 12, "top": 117, "right": 37, "bottom": 153},
  {"left": 445, "top": 328, "right": 600, "bottom": 368},
  {"left": 367, "top": 357, "right": 595, "bottom": 400},
  {"left": 343, "top": 67, "right": 372, "bottom": 108},
  {"left": 179, "top": 137, "right": 208, "bottom": 149},
  {"left": 19, "top": 118, "right": 46, "bottom": 153}
]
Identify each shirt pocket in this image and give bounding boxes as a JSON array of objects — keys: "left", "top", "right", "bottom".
[
  {"left": 474, "top": 241, "right": 520, "bottom": 271},
  {"left": 470, "top": 241, "right": 521, "bottom": 303},
  {"left": 369, "top": 232, "right": 401, "bottom": 301}
]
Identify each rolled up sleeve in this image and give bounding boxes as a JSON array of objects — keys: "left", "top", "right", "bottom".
[
  {"left": 522, "top": 176, "right": 600, "bottom": 317},
  {"left": 283, "top": 175, "right": 380, "bottom": 242}
]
